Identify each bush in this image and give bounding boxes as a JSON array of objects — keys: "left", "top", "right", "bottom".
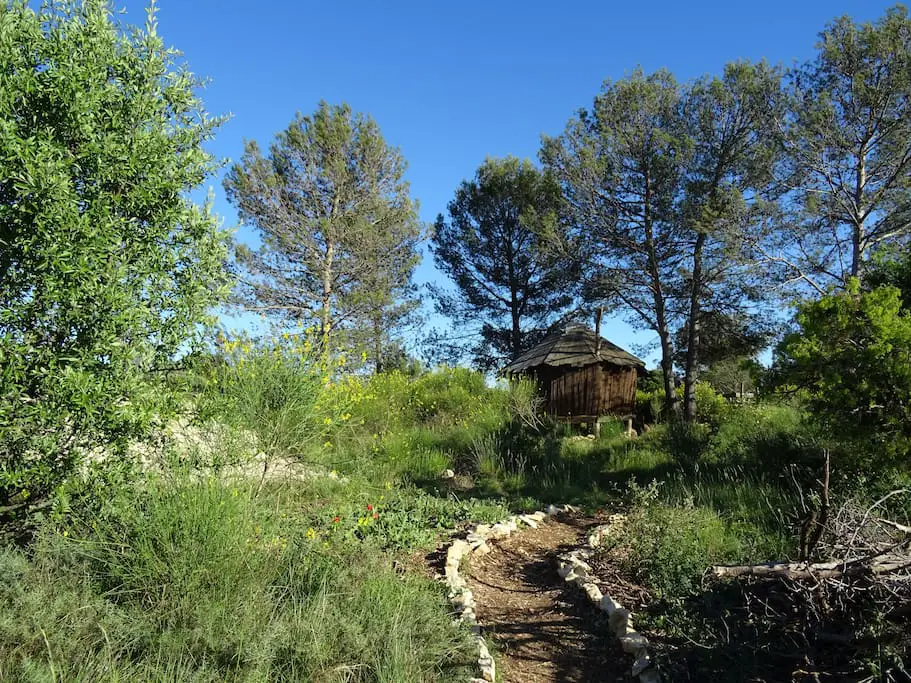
[
  {"left": 339, "top": 367, "right": 508, "bottom": 437},
  {"left": 617, "top": 486, "right": 742, "bottom": 597},
  {"left": 636, "top": 389, "right": 665, "bottom": 424},
  {"left": 707, "top": 403, "right": 814, "bottom": 467},
  {"left": 665, "top": 421, "right": 711, "bottom": 468},
  {"left": 197, "top": 337, "right": 355, "bottom": 464},
  {"left": 0, "top": 0, "right": 230, "bottom": 509},
  {"left": 692, "top": 383, "right": 730, "bottom": 427},
  {"left": 775, "top": 281, "right": 911, "bottom": 467}
]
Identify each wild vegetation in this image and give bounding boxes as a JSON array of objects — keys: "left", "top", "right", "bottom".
[{"left": 1, "top": 1, "right": 910, "bottom": 681}]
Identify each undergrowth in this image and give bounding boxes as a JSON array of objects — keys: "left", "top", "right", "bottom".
[{"left": 3, "top": 343, "right": 904, "bottom": 680}]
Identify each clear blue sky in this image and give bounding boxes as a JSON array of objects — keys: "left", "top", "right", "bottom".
[{"left": 128, "top": 0, "right": 897, "bottom": 365}]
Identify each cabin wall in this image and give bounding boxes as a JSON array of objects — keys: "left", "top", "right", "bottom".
[{"left": 527, "top": 363, "right": 638, "bottom": 418}]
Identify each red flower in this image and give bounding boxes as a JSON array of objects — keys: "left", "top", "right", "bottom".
[
  {"left": 333, "top": 516, "right": 340, "bottom": 524},
  {"left": 366, "top": 504, "right": 373, "bottom": 512}
]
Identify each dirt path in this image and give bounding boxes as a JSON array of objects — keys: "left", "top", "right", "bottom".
[{"left": 466, "top": 514, "right": 631, "bottom": 683}]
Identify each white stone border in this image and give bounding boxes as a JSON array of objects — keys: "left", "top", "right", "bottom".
[
  {"left": 442, "top": 504, "right": 578, "bottom": 682},
  {"left": 555, "top": 513, "right": 660, "bottom": 682}
]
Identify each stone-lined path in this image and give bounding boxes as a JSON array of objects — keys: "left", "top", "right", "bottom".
[{"left": 465, "top": 514, "right": 631, "bottom": 682}]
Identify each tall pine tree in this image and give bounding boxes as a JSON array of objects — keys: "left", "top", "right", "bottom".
[
  {"left": 224, "top": 102, "right": 423, "bottom": 366},
  {"left": 430, "top": 157, "right": 577, "bottom": 370}
]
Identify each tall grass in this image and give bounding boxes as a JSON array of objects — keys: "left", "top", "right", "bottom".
[{"left": 0, "top": 472, "right": 476, "bottom": 682}]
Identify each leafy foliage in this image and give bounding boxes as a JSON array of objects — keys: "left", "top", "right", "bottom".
[
  {"left": 542, "top": 68, "right": 686, "bottom": 416},
  {"left": 0, "top": 0, "right": 230, "bottom": 508},
  {"left": 771, "top": 5, "right": 911, "bottom": 291},
  {"left": 775, "top": 281, "right": 911, "bottom": 464}
]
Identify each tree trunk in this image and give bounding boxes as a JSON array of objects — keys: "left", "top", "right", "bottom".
[
  {"left": 644, "top": 173, "right": 678, "bottom": 418},
  {"left": 657, "top": 320, "right": 676, "bottom": 418},
  {"left": 373, "top": 314, "right": 383, "bottom": 375},
  {"left": 505, "top": 224, "right": 522, "bottom": 359},
  {"left": 510, "top": 299, "right": 521, "bottom": 359},
  {"left": 320, "top": 238, "right": 335, "bottom": 359},
  {"left": 851, "top": 148, "right": 866, "bottom": 281},
  {"left": 683, "top": 232, "right": 706, "bottom": 423}
]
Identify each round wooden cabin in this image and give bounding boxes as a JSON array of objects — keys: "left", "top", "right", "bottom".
[{"left": 502, "top": 324, "right": 645, "bottom": 425}]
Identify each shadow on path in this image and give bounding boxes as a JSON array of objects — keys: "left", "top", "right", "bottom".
[{"left": 466, "top": 514, "right": 631, "bottom": 683}]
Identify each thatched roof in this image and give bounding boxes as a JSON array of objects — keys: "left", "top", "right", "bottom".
[{"left": 502, "top": 324, "right": 645, "bottom": 374}]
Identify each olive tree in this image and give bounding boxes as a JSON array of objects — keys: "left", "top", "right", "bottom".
[{"left": 0, "top": 1, "right": 231, "bottom": 511}]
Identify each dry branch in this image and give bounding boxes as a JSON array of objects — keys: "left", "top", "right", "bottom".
[{"left": 711, "top": 555, "right": 911, "bottom": 581}]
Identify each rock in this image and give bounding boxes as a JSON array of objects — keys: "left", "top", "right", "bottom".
[
  {"left": 599, "top": 595, "right": 622, "bottom": 615},
  {"left": 632, "top": 653, "right": 655, "bottom": 676},
  {"left": 473, "top": 541, "right": 491, "bottom": 556},
  {"left": 528, "top": 510, "right": 547, "bottom": 522},
  {"left": 582, "top": 582, "right": 603, "bottom": 603},
  {"left": 448, "top": 539, "right": 470, "bottom": 559},
  {"left": 609, "top": 607, "right": 631, "bottom": 633},
  {"left": 619, "top": 632, "right": 650, "bottom": 654},
  {"left": 489, "top": 522, "right": 512, "bottom": 539},
  {"left": 569, "top": 554, "right": 592, "bottom": 571},
  {"left": 518, "top": 514, "right": 539, "bottom": 529},
  {"left": 478, "top": 655, "right": 496, "bottom": 682},
  {"left": 452, "top": 590, "right": 474, "bottom": 609},
  {"left": 471, "top": 524, "right": 492, "bottom": 539},
  {"left": 465, "top": 534, "right": 487, "bottom": 551},
  {"left": 441, "top": 468, "right": 455, "bottom": 479}
]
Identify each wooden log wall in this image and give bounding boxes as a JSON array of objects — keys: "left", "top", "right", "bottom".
[{"left": 533, "top": 363, "right": 637, "bottom": 418}]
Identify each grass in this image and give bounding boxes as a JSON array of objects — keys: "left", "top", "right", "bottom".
[{"left": 0, "top": 471, "right": 478, "bottom": 682}]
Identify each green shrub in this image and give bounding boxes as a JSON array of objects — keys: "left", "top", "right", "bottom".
[
  {"left": 664, "top": 421, "right": 711, "bottom": 467},
  {"left": 636, "top": 389, "right": 665, "bottom": 424},
  {"left": 693, "top": 383, "right": 730, "bottom": 427},
  {"left": 707, "top": 403, "right": 815, "bottom": 467},
  {"left": 618, "top": 494, "right": 742, "bottom": 597},
  {"left": 338, "top": 370, "right": 415, "bottom": 434},
  {"left": 341, "top": 368, "right": 509, "bottom": 436},
  {"left": 0, "top": 0, "right": 230, "bottom": 510},
  {"left": 775, "top": 281, "right": 911, "bottom": 467},
  {"left": 197, "top": 338, "right": 344, "bottom": 462}
]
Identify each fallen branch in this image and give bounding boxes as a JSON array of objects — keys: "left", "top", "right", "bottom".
[
  {"left": 711, "top": 556, "right": 911, "bottom": 581},
  {"left": 875, "top": 518, "right": 911, "bottom": 535}
]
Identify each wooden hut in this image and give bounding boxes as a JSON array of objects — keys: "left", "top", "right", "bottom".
[{"left": 502, "top": 324, "right": 645, "bottom": 430}]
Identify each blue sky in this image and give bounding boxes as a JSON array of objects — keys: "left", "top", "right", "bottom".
[{"left": 126, "top": 0, "right": 896, "bottom": 365}]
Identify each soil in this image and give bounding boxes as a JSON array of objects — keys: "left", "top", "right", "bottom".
[{"left": 464, "top": 514, "right": 633, "bottom": 683}]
